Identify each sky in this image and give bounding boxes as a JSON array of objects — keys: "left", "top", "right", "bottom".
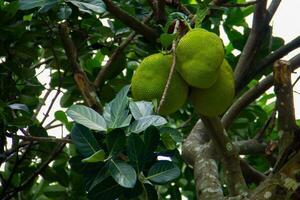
[{"left": 36, "top": 0, "right": 300, "bottom": 137}]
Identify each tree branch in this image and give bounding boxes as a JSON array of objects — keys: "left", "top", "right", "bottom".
[
  {"left": 222, "top": 53, "right": 300, "bottom": 129},
  {"left": 58, "top": 23, "right": 103, "bottom": 113},
  {"left": 234, "top": 0, "right": 268, "bottom": 92},
  {"left": 147, "top": 0, "right": 166, "bottom": 24},
  {"left": 102, "top": 0, "right": 159, "bottom": 42},
  {"left": 200, "top": 116, "right": 247, "bottom": 196},
  {"left": 6, "top": 133, "right": 72, "bottom": 144},
  {"left": 94, "top": 13, "right": 153, "bottom": 89}
]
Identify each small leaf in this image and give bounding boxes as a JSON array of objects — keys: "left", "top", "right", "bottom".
[
  {"left": 8, "top": 103, "right": 29, "bottom": 112},
  {"left": 128, "top": 115, "right": 167, "bottom": 134},
  {"left": 54, "top": 110, "right": 68, "bottom": 124},
  {"left": 82, "top": 149, "right": 105, "bottom": 163},
  {"left": 71, "top": 124, "right": 100, "bottom": 157},
  {"left": 147, "top": 161, "right": 180, "bottom": 184},
  {"left": 19, "top": 0, "right": 58, "bottom": 12},
  {"left": 57, "top": 5, "right": 72, "bottom": 20},
  {"left": 67, "top": 105, "right": 107, "bottom": 131},
  {"left": 66, "top": 0, "right": 106, "bottom": 14},
  {"left": 104, "top": 85, "right": 131, "bottom": 129},
  {"left": 160, "top": 33, "right": 176, "bottom": 48},
  {"left": 129, "top": 101, "right": 153, "bottom": 120},
  {"left": 109, "top": 160, "right": 137, "bottom": 188}
]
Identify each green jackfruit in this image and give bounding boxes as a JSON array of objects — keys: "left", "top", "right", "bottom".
[
  {"left": 176, "top": 28, "right": 224, "bottom": 88},
  {"left": 131, "top": 53, "right": 189, "bottom": 115},
  {"left": 190, "top": 60, "right": 234, "bottom": 116}
]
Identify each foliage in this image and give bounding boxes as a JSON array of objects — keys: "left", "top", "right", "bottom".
[{"left": 0, "top": 0, "right": 298, "bottom": 199}]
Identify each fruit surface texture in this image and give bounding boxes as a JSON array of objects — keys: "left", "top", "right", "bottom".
[
  {"left": 131, "top": 53, "right": 189, "bottom": 115},
  {"left": 190, "top": 60, "right": 234, "bottom": 116},
  {"left": 176, "top": 28, "right": 224, "bottom": 88}
]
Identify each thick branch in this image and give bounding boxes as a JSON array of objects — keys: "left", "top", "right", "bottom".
[
  {"left": 58, "top": 23, "right": 103, "bottom": 113},
  {"left": 273, "top": 60, "right": 297, "bottom": 172},
  {"left": 200, "top": 116, "right": 247, "bottom": 196},
  {"left": 102, "top": 0, "right": 158, "bottom": 41},
  {"left": 222, "top": 53, "right": 300, "bottom": 129},
  {"left": 234, "top": 0, "right": 268, "bottom": 92}
]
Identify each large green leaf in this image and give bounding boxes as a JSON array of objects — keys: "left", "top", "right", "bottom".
[
  {"left": 66, "top": 0, "right": 106, "bottom": 14},
  {"left": 104, "top": 85, "right": 132, "bottom": 129},
  {"left": 71, "top": 124, "right": 100, "bottom": 157},
  {"left": 129, "top": 101, "right": 153, "bottom": 120},
  {"left": 128, "top": 115, "right": 167, "bottom": 133},
  {"left": 127, "top": 134, "right": 145, "bottom": 172},
  {"left": 109, "top": 159, "right": 137, "bottom": 188},
  {"left": 106, "top": 129, "right": 126, "bottom": 156},
  {"left": 147, "top": 161, "right": 180, "bottom": 184},
  {"left": 67, "top": 105, "right": 107, "bottom": 131}
]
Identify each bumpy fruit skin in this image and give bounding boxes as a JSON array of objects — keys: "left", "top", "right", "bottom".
[
  {"left": 190, "top": 60, "right": 234, "bottom": 116},
  {"left": 131, "top": 53, "right": 189, "bottom": 115},
  {"left": 176, "top": 28, "right": 224, "bottom": 88}
]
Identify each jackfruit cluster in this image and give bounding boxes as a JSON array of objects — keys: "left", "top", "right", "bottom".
[{"left": 131, "top": 28, "right": 235, "bottom": 116}]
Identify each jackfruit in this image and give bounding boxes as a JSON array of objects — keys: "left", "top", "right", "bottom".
[
  {"left": 190, "top": 60, "right": 234, "bottom": 116},
  {"left": 176, "top": 28, "right": 224, "bottom": 88},
  {"left": 131, "top": 53, "right": 189, "bottom": 115}
]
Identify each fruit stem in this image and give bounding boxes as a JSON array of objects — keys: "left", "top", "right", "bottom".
[{"left": 157, "top": 20, "right": 180, "bottom": 114}]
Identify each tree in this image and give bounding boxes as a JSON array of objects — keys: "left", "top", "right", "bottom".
[{"left": 1, "top": 0, "right": 300, "bottom": 199}]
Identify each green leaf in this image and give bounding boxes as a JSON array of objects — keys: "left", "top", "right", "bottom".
[
  {"left": 8, "top": 103, "right": 29, "bottom": 112},
  {"left": 160, "top": 127, "right": 182, "bottom": 150},
  {"left": 106, "top": 129, "right": 126, "bottom": 156},
  {"left": 82, "top": 149, "right": 105, "bottom": 163},
  {"left": 160, "top": 33, "right": 176, "bottom": 48},
  {"left": 127, "top": 134, "right": 145, "bottom": 172},
  {"left": 57, "top": 5, "right": 72, "bottom": 20},
  {"left": 88, "top": 166, "right": 110, "bottom": 192},
  {"left": 88, "top": 177, "right": 123, "bottom": 200},
  {"left": 104, "top": 85, "right": 131, "bottom": 129},
  {"left": 147, "top": 161, "right": 180, "bottom": 184},
  {"left": 71, "top": 124, "right": 100, "bottom": 157},
  {"left": 54, "top": 110, "right": 68, "bottom": 124},
  {"left": 129, "top": 101, "right": 153, "bottom": 120},
  {"left": 109, "top": 160, "right": 137, "bottom": 188},
  {"left": 67, "top": 105, "right": 107, "bottom": 131},
  {"left": 195, "top": 7, "right": 209, "bottom": 28},
  {"left": 66, "top": 0, "right": 106, "bottom": 14},
  {"left": 128, "top": 115, "right": 167, "bottom": 134},
  {"left": 19, "top": 0, "right": 58, "bottom": 12}
]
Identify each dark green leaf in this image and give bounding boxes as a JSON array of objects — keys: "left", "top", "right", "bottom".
[
  {"left": 66, "top": 0, "right": 106, "bottom": 14},
  {"left": 88, "top": 177, "right": 123, "bottom": 200},
  {"left": 19, "top": 0, "right": 58, "bottom": 12},
  {"left": 71, "top": 124, "right": 100, "bottom": 157},
  {"left": 127, "top": 134, "right": 145, "bottom": 172},
  {"left": 147, "top": 161, "right": 180, "bottom": 184},
  {"left": 109, "top": 159, "right": 137, "bottom": 188},
  {"left": 106, "top": 129, "right": 126, "bottom": 156},
  {"left": 160, "top": 33, "right": 176, "bottom": 48}
]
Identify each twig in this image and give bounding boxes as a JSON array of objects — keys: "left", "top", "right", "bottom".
[
  {"left": 254, "top": 110, "right": 276, "bottom": 141},
  {"left": 102, "top": 0, "right": 158, "bottom": 41},
  {"left": 200, "top": 116, "right": 247, "bottom": 196},
  {"left": 32, "top": 89, "right": 52, "bottom": 120},
  {"left": 3, "top": 142, "right": 66, "bottom": 200},
  {"left": 157, "top": 20, "right": 180, "bottom": 114},
  {"left": 45, "top": 124, "right": 63, "bottom": 130},
  {"left": 6, "top": 133, "right": 72, "bottom": 144},
  {"left": 94, "top": 13, "right": 153, "bottom": 88},
  {"left": 59, "top": 23, "right": 103, "bottom": 113},
  {"left": 147, "top": 0, "right": 166, "bottom": 24},
  {"left": 40, "top": 87, "right": 61, "bottom": 125},
  {"left": 29, "top": 56, "right": 53, "bottom": 70}
]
